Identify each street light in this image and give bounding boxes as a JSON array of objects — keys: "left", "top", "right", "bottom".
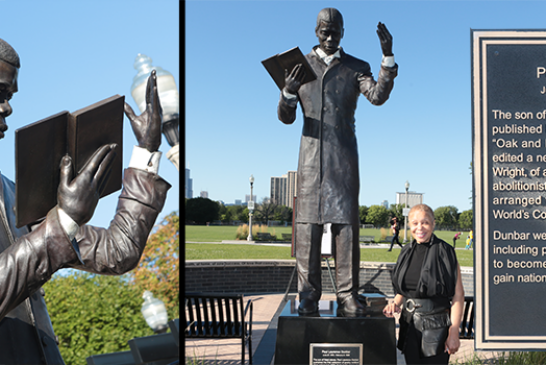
[
  {"left": 130, "top": 54, "right": 179, "bottom": 170},
  {"left": 404, "top": 180, "right": 410, "bottom": 242},
  {"left": 247, "top": 175, "right": 255, "bottom": 241},
  {"left": 141, "top": 291, "right": 169, "bottom": 334}
]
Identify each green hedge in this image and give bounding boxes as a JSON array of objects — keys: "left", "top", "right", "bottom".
[{"left": 43, "top": 272, "right": 155, "bottom": 365}]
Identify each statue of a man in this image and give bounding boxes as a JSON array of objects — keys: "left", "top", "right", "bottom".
[
  {"left": 278, "top": 8, "right": 398, "bottom": 316},
  {"left": 0, "top": 38, "right": 170, "bottom": 363}
]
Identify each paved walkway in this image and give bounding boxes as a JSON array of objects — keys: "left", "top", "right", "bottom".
[{"left": 184, "top": 292, "right": 498, "bottom": 365}]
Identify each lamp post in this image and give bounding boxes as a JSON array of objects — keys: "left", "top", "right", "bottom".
[
  {"left": 247, "top": 175, "right": 255, "bottom": 241},
  {"left": 130, "top": 54, "right": 179, "bottom": 170},
  {"left": 403, "top": 180, "right": 410, "bottom": 242},
  {"left": 141, "top": 291, "right": 169, "bottom": 334}
]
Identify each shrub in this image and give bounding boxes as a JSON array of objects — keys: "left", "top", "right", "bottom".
[
  {"left": 44, "top": 272, "right": 153, "bottom": 365},
  {"left": 380, "top": 227, "right": 388, "bottom": 241},
  {"left": 235, "top": 224, "right": 277, "bottom": 240}
]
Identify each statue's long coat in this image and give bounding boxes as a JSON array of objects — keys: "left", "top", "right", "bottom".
[{"left": 278, "top": 46, "right": 398, "bottom": 225}]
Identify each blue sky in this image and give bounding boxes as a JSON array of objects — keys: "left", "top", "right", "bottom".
[
  {"left": 0, "top": 1, "right": 179, "bottom": 229},
  {"left": 186, "top": 0, "right": 546, "bottom": 214}
]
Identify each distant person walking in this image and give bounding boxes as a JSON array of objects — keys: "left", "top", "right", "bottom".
[
  {"left": 388, "top": 216, "right": 403, "bottom": 251},
  {"left": 453, "top": 232, "right": 462, "bottom": 248}
]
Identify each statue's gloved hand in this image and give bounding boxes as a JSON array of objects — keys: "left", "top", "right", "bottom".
[
  {"left": 376, "top": 22, "right": 393, "bottom": 57},
  {"left": 57, "top": 144, "right": 117, "bottom": 226},
  {"left": 283, "top": 63, "right": 306, "bottom": 95},
  {"left": 124, "top": 70, "right": 162, "bottom": 153}
]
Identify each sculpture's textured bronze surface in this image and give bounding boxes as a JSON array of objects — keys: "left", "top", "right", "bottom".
[
  {"left": 277, "top": 8, "right": 398, "bottom": 316},
  {"left": 0, "top": 38, "right": 170, "bottom": 364}
]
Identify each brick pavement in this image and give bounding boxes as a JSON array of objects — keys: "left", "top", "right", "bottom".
[{"left": 185, "top": 292, "right": 499, "bottom": 364}]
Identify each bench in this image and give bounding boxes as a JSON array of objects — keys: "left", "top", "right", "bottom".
[
  {"left": 256, "top": 232, "right": 273, "bottom": 241},
  {"left": 281, "top": 233, "right": 292, "bottom": 241},
  {"left": 359, "top": 235, "right": 375, "bottom": 243},
  {"left": 459, "top": 296, "right": 474, "bottom": 340},
  {"left": 185, "top": 293, "right": 253, "bottom": 364},
  {"left": 385, "top": 236, "right": 394, "bottom": 243}
]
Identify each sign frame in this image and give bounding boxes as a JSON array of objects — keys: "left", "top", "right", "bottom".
[{"left": 473, "top": 29, "right": 546, "bottom": 350}]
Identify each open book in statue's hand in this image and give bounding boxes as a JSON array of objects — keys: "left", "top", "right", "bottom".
[
  {"left": 15, "top": 95, "right": 124, "bottom": 228},
  {"left": 262, "top": 47, "right": 317, "bottom": 90}
]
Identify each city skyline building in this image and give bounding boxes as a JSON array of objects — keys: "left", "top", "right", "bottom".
[
  {"left": 286, "top": 171, "right": 297, "bottom": 209},
  {"left": 270, "top": 175, "right": 287, "bottom": 206},
  {"left": 185, "top": 168, "right": 193, "bottom": 199},
  {"left": 200, "top": 191, "right": 209, "bottom": 198},
  {"left": 269, "top": 170, "right": 298, "bottom": 208}
]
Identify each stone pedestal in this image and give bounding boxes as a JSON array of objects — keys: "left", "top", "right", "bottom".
[{"left": 274, "top": 299, "right": 396, "bottom": 365}]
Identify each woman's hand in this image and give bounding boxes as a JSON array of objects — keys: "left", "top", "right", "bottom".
[
  {"left": 445, "top": 326, "right": 460, "bottom": 354},
  {"left": 446, "top": 263, "right": 465, "bottom": 354},
  {"left": 383, "top": 295, "right": 402, "bottom": 318}
]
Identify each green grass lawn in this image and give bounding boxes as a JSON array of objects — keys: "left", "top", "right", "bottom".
[
  {"left": 185, "top": 243, "right": 473, "bottom": 266},
  {"left": 185, "top": 225, "right": 474, "bottom": 266},
  {"left": 185, "top": 225, "right": 469, "bottom": 244}
]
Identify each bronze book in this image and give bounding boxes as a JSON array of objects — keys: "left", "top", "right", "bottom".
[
  {"left": 262, "top": 46, "right": 317, "bottom": 90},
  {"left": 15, "top": 94, "right": 124, "bottom": 228}
]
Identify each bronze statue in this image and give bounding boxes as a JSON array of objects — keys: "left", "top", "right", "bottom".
[
  {"left": 278, "top": 8, "right": 398, "bottom": 316},
  {"left": 0, "top": 38, "right": 170, "bottom": 364}
]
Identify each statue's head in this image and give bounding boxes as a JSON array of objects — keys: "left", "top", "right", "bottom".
[
  {"left": 315, "top": 8, "right": 344, "bottom": 55},
  {"left": 0, "top": 38, "right": 20, "bottom": 139}
]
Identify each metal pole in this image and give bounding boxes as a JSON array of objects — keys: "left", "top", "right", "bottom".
[
  {"left": 247, "top": 181, "right": 254, "bottom": 241},
  {"left": 404, "top": 183, "right": 409, "bottom": 242}
]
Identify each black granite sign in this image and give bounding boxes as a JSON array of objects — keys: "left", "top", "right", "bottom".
[
  {"left": 274, "top": 299, "right": 395, "bottom": 364},
  {"left": 473, "top": 30, "right": 546, "bottom": 350}
]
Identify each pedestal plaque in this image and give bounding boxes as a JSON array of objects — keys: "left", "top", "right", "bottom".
[
  {"left": 310, "top": 343, "right": 362, "bottom": 364},
  {"left": 274, "top": 299, "right": 396, "bottom": 365}
]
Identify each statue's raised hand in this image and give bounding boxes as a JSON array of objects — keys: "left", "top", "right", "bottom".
[
  {"left": 57, "top": 144, "right": 117, "bottom": 226},
  {"left": 124, "top": 70, "right": 162, "bottom": 152},
  {"left": 376, "top": 22, "right": 393, "bottom": 57}
]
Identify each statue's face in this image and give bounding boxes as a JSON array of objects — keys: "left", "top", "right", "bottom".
[
  {"left": 0, "top": 60, "right": 18, "bottom": 140},
  {"left": 316, "top": 21, "right": 343, "bottom": 55}
]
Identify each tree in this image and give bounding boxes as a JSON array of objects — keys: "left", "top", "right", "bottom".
[
  {"left": 44, "top": 273, "right": 153, "bottom": 365},
  {"left": 434, "top": 205, "right": 459, "bottom": 229},
  {"left": 273, "top": 205, "right": 293, "bottom": 223},
  {"left": 459, "top": 209, "right": 473, "bottom": 230},
  {"left": 389, "top": 204, "right": 405, "bottom": 226},
  {"left": 185, "top": 197, "right": 219, "bottom": 224},
  {"left": 255, "top": 198, "right": 278, "bottom": 224},
  {"left": 366, "top": 205, "right": 389, "bottom": 227},
  {"left": 220, "top": 209, "right": 232, "bottom": 223},
  {"left": 223, "top": 205, "right": 243, "bottom": 223},
  {"left": 131, "top": 211, "right": 179, "bottom": 320},
  {"left": 218, "top": 202, "right": 227, "bottom": 222},
  {"left": 359, "top": 205, "right": 369, "bottom": 224},
  {"left": 238, "top": 207, "right": 250, "bottom": 223}
]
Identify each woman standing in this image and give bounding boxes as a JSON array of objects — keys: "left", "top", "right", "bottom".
[{"left": 383, "top": 204, "right": 464, "bottom": 364}]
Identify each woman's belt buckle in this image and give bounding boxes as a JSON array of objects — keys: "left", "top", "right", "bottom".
[{"left": 405, "top": 299, "right": 422, "bottom": 313}]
